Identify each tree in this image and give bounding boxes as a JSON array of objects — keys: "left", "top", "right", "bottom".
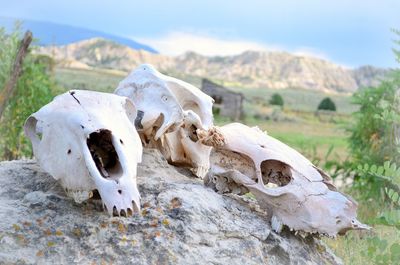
[
  {"left": 269, "top": 93, "right": 284, "bottom": 107},
  {"left": 317, "top": 97, "right": 336, "bottom": 111}
]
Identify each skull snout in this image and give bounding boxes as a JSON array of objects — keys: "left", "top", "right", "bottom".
[
  {"left": 87, "top": 129, "right": 122, "bottom": 180},
  {"left": 85, "top": 129, "right": 141, "bottom": 216}
]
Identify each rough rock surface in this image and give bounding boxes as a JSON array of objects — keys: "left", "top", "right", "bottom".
[{"left": 0, "top": 149, "right": 342, "bottom": 265}]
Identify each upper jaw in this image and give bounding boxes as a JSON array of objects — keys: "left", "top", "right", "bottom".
[{"left": 83, "top": 128, "right": 141, "bottom": 216}]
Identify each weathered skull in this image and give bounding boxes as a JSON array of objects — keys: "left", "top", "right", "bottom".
[
  {"left": 24, "top": 90, "right": 142, "bottom": 216},
  {"left": 115, "top": 64, "right": 215, "bottom": 178},
  {"left": 160, "top": 113, "right": 214, "bottom": 178},
  {"left": 114, "top": 64, "right": 184, "bottom": 141},
  {"left": 205, "top": 123, "right": 370, "bottom": 236}
]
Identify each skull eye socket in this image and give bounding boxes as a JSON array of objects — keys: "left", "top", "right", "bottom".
[
  {"left": 260, "top": 160, "right": 292, "bottom": 187},
  {"left": 87, "top": 129, "right": 122, "bottom": 180}
]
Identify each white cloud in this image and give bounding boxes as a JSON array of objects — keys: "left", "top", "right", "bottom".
[
  {"left": 135, "top": 31, "right": 344, "bottom": 65},
  {"left": 293, "top": 47, "right": 331, "bottom": 61},
  {"left": 136, "top": 31, "right": 276, "bottom": 56}
]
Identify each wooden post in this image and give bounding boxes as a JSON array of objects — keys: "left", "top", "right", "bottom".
[{"left": 0, "top": 30, "right": 33, "bottom": 119}]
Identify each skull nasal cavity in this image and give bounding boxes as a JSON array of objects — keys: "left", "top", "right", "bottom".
[
  {"left": 87, "top": 129, "right": 120, "bottom": 179},
  {"left": 260, "top": 160, "right": 293, "bottom": 186}
]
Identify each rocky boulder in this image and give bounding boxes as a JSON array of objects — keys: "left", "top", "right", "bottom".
[{"left": 0, "top": 149, "right": 341, "bottom": 264}]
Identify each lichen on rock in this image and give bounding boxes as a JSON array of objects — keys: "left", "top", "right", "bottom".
[{"left": 0, "top": 149, "right": 342, "bottom": 265}]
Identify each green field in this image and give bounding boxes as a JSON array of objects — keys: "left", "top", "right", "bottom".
[
  {"left": 232, "top": 86, "right": 357, "bottom": 114},
  {"left": 53, "top": 67, "right": 126, "bottom": 94}
]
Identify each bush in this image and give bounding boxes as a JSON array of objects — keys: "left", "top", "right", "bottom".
[
  {"left": 318, "top": 97, "right": 336, "bottom": 111},
  {"left": 349, "top": 80, "right": 399, "bottom": 168},
  {"left": 0, "top": 26, "right": 54, "bottom": 160},
  {"left": 345, "top": 29, "right": 400, "bottom": 199},
  {"left": 269, "top": 93, "right": 284, "bottom": 107}
]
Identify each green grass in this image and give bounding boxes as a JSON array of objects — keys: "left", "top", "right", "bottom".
[
  {"left": 324, "top": 196, "right": 400, "bottom": 265},
  {"left": 231, "top": 86, "right": 357, "bottom": 114},
  {"left": 53, "top": 67, "right": 126, "bottom": 94}
]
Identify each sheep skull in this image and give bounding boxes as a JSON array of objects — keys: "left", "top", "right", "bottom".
[
  {"left": 24, "top": 90, "right": 142, "bottom": 216},
  {"left": 115, "top": 64, "right": 215, "bottom": 178},
  {"left": 205, "top": 123, "right": 370, "bottom": 236}
]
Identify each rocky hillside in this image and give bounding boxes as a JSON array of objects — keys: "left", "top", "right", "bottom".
[
  {"left": 36, "top": 38, "right": 390, "bottom": 93},
  {"left": 0, "top": 149, "right": 341, "bottom": 264}
]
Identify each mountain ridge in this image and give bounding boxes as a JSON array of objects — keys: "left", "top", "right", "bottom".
[
  {"left": 37, "top": 37, "right": 390, "bottom": 93},
  {"left": 0, "top": 17, "right": 158, "bottom": 53}
]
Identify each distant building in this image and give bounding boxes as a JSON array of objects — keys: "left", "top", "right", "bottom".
[{"left": 201, "top": 79, "right": 244, "bottom": 120}]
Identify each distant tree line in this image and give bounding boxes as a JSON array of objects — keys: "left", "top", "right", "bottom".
[{"left": 268, "top": 93, "right": 337, "bottom": 112}]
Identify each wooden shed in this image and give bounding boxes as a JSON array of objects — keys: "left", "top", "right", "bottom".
[{"left": 201, "top": 79, "right": 244, "bottom": 120}]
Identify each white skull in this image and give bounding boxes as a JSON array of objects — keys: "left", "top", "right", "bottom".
[
  {"left": 160, "top": 113, "right": 214, "bottom": 178},
  {"left": 115, "top": 64, "right": 215, "bottom": 178},
  {"left": 205, "top": 123, "right": 370, "bottom": 236},
  {"left": 24, "top": 90, "right": 142, "bottom": 216},
  {"left": 114, "top": 64, "right": 184, "bottom": 141}
]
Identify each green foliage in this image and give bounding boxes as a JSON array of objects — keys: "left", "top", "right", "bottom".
[
  {"left": 350, "top": 80, "right": 399, "bottom": 163},
  {"left": 361, "top": 237, "right": 400, "bottom": 265},
  {"left": 393, "top": 29, "right": 400, "bottom": 64},
  {"left": 346, "top": 70, "right": 400, "bottom": 199},
  {"left": 356, "top": 161, "right": 400, "bottom": 264},
  {"left": 323, "top": 29, "right": 400, "bottom": 265},
  {"left": 0, "top": 26, "right": 19, "bottom": 90},
  {"left": 0, "top": 27, "right": 54, "bottom": 160},
  {"left": 269, "top": 93, "right": 284, "bottom": 107},
  {"left": 317, "top": 97, "right": 336, "bottom": 111}
]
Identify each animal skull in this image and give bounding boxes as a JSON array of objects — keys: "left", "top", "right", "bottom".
[
  {"left": 24, "top": 90, "right": 142, "bottom": 216},
  {"left": 204, "top": 123, "right": 370, "bottom": 236},
  {"left": 115, "top": 64, "right": 215, "bottom": 178},
  {"left": 159, "top": 113, "right": 214, "bottom": 178},
  {"left": 114, "top": 64, "right": 184, "bottom": 141}
]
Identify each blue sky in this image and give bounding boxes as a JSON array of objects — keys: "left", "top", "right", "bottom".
[{"left": 1, "top": 0, "right": 399, "bottom": 68}]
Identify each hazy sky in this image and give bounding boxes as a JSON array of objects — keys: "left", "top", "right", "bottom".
[{"left": 1, "top": 0, "right": 399, "bottom": 68}]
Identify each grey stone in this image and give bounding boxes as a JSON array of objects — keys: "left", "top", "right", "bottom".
[{"left": 0, "top": 149, "right": 342, "bottom": 265}]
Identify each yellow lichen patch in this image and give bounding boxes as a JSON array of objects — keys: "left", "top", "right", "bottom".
[
  {"left": 55, "top": 230, "right": 63, "bottom": 236},
  {"left": 47, "top": 241, "right": 56, "bottom": 247},
  {"left": 73, "top": 228, "right": 81, "bottom": 237},
  {"left": 12, "top": 224, "right": 21, "bottom": 231},
  {"left": 118, "top": 223, "right": 126, "bottom": 234},
  {"left": 141, "top": 209, "right": 148, "bottom": 216},
  {"left": 162, "top": 219, "right": 170, "bottom": 226},
  {"left": 131, "top": 239, "right": 138, "bottom": 246},
  {"left": 43, "top": 229, "right": 52, "bottom": 236}
]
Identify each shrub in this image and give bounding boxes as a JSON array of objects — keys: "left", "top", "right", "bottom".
[
  {"left": 0, "top": 26, "right": 54, "bottom": 160},
  {"left": 318, "top": 97, "right": 336, "bottom": 111},
  {"left": 346, "top": 29, "right": 400, "bottom": 198},
  {"left": 269, "top": 93, "right": 284, "bottom": 107}
]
